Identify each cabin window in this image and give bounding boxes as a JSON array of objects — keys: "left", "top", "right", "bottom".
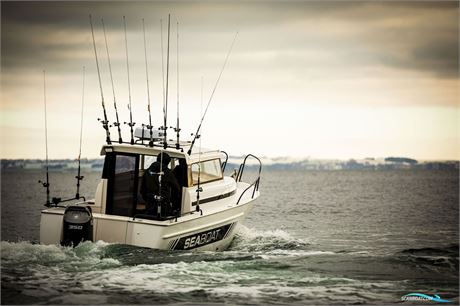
[
  {"left": 104, "top": 153, "right": 139, "bottom": 217},
  {"left": 191, "top": 159, "right": 223, "bottom": 185}
]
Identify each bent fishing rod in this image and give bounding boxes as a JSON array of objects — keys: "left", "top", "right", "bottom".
[
  {"left": 89, "top": 14, "right": 111, "bottom": 145},
  {"left": 102, "top": 18, "right": 123, "bottom": 144},
  {"left": 187, "top": 32, "right": 238, "bottom": 155}
]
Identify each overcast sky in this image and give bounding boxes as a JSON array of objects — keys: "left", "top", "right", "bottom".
[{"left": 1, "top": 1, "right": 458, "bottom": 160}]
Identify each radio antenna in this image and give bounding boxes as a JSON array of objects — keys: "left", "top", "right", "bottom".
[
  {"left": 102, "top": 18, "right": 123, "bottom": 144},
  {"left": 75, "top": 66, "right": 85, "bottom": 200},
  {"left": 38, "top": 70, "right": 51, "bottom": 206},
  {"left": 187, "top": 32, "right": 238, "bottom": 155},
  {"left": 89, "top": 14, "right": 111, "bottom": 145},
  {"left": 123, "top": 16, "right": 135, "bottom": 145},
  {"left": 163, "top": 14, "right": 171, "bottom": 149},
  {"left": 142, "top": 18, "right": 154, "bottom": 147},
  {"left": 175, "top": 21, "right": 181, "bottom": 150}
]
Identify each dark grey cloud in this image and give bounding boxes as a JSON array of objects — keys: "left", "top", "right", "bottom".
[{"left": 1, "top": 1, "right": 458, "bottom": 81}]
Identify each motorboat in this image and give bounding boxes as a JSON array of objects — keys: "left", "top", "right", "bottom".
[
  {"left": 40, "top": 135, "right": 261, "bottom": 251},
  {"left": 39, "top": 15, "right": 260, "bottom": 251}
]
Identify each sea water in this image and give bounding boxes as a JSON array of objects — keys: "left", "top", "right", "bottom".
[{"left": 1, "top": 169, "right": 458, "bottom": 304}]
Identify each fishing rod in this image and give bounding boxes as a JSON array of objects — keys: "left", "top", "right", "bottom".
[
  {"left": 195, "top": 76, "right": 204, "bottom": 214},
  {"left": 38, "top": 70, "right": 51, "bottom": 206},
  {"left": 89, "top": 14, "right": 111, "bottom": 145},
  {"left": 43, "top": 67, "right": 87, "bottom": 206},
  {"left": 187, "top": 32, "right": 238, "bottom": 155},
  {"left": 175, "top": 21, "right": 181, "bottom": 150},
  {"left": 163, "top": 14, "right": 171, "bottom": 149},
  {"left": 160, "top": 19, "right": 167, "bottom": 146},
  {"left": 142, "top": 18, "right": 154, "bottom": 147},
  {"left": 75, "top": 66, "right": 86, "bottom": 201},
  {"left": 123, "top": 16, "right": 135, "bottom": 145},
  {"left": 102, "top": 18, "right": 123, "bottom": 144}
]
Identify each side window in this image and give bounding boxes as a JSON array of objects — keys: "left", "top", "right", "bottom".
[
  {"left": 116, "top": 155, "right": 136, "bottom": 174},
  {"left": 191, "top": 159, "right": 222, "bottom": 185},
  {"left": 143, "top": 155, "right": 157, "bottom": 170},
  {"left": 106, "top": 154, "right": 139, "bottom": 216}
]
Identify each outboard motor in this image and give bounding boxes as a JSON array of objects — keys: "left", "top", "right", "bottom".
[{"left": 61, "top": 206, "right": 93, "bottom": 247}]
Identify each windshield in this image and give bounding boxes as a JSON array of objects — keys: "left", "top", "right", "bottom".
[{"left": 191, "top": 159, "right": 223, "bottom": 185}]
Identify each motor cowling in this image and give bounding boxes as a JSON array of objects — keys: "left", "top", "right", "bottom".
[{"left": 61, "top": 205, "right": 93, "bottom": 247}]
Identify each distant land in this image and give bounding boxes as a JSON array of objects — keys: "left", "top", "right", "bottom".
[{"left": 1, "top": 157, "right": 458, "bottom": 171}]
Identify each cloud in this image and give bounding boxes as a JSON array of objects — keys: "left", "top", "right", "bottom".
[
  {"left": 2, "top": 1, "right": 458, "bottom": 81},
  {"left": 1, "top": 2, "right": 459, "bottom": 113}
]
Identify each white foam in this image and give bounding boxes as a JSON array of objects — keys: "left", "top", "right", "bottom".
[{"left": 1, "top": 240, "right": 121, "bottom": 269}]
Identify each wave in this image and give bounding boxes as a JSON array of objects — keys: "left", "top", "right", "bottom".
[
  {"left": 1, "top": 240, "right": 121, "bottom": 271},
  {"left": 400, "top": 244, "right": 459, "bottom": 257},
  {"left": 2, "top": 235, "right": 458, "bottom": 304},
  {"left": 229, "top": 225, "right": 311, "bottom": 252},
  {"left": 397, "top": 244, "right": 459, "bottom": 271},
  {"left": 0, "top": 225, "right": 315, "bottom": 269}
]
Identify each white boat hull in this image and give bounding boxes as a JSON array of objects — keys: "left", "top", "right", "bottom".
[{"left": 40, "top": 186, "right": 258, "bottom": 251}]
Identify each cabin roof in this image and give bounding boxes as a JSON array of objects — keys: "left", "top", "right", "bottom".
[{"left": 100, "top": 144, "right": 224, "bottom": 164}]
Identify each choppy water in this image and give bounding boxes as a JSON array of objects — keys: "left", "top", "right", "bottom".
[{"left": 1, "top": 169, "right": 459, "bottom": 304}]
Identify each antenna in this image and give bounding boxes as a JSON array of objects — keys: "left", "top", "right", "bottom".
[
  {"left": 123, "top": 16, "right": 135, "bottom": 145},
  {"left": 102, "top": 18, "right": 123, "bottom": 144},
  {"left": 75, "top": 66, "right": 86, "bottom": 200},
  {"left": 163, "top": 14, "right": 171, "bottom": 149},
  {"left": 175, "top": 21, "right": 181, "bottom": 150},
  {"left": 187, "top": 32, "right": 238, "bottom": 155},
  {"left": 142, "top": 18, "right": 154, "bottom": 147},
  {"left": 38, "top": 70, "right": 51, "bottom": 206}
]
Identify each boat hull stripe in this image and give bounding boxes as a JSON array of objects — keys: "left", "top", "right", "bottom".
[{"left": 192, "top": 189, "right": 236, "bottom": 206}]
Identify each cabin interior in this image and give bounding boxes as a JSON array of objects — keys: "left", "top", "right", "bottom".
[{"left": 98, "top": 151, "right": 224, "bottom": 219}]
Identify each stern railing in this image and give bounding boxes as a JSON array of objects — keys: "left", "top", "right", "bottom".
[
  {"left": 221, "top": 150, "right": 229, "bottom": 172},
  {"left": 236, "top": 154, "right": 262, "bottom": 205}
]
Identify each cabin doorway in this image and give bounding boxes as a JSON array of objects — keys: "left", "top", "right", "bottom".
[{"left": 103, "top": 152, "right": 140, "bottom": 217}]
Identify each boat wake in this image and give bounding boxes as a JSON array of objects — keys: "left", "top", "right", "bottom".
[{"left": 1, "top": 227, "right": 458, "bottom": 305}]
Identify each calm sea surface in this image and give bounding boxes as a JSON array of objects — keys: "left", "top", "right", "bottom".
[{"left": 1, "top": 168, "right": 458, "bottom": 304}]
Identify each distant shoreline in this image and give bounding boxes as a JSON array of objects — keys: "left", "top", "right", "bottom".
[{"left": 2, "top": 158, "right": 458, "bottom": 171}]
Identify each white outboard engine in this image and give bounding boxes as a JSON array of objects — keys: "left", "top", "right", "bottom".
[{"left": 61, "top": 206, "right": 93, "bottom": 247}]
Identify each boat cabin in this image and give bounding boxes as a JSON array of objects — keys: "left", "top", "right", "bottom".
[{"left": 93, "top": 144, "right": 232, "bottom": 220}]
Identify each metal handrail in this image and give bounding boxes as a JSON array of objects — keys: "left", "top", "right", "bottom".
[
  {"left": 236, "top": 154, "right": 262, "bottom": 182},
  {"left": 236, "top": 177, "right": 260, "bottom": 205},
  {"left": 235, "top": 154, "right": 262, "bottom": 205},
  {"left": 221, "top": 150, "right": 228, "bottom": 172}
]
